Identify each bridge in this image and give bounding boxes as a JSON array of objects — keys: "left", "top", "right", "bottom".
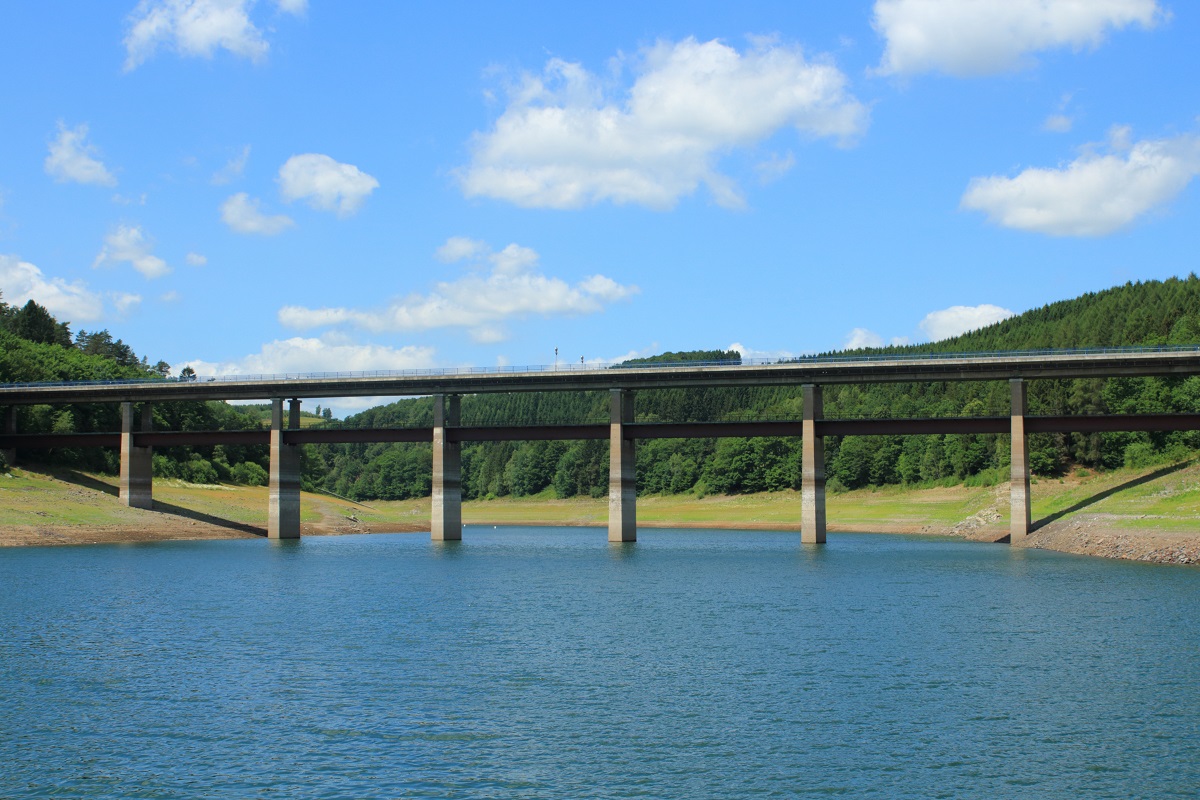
[{"left": 3, "top": 347, "right": 1200, "bottom": 544}]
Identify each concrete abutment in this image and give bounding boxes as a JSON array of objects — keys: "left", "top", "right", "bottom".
[
  {"left": 119, "top": 402, "right": 153, "bottom": 509},
  {"left": 268, "top": 398, "right": 301, "bottom": 539},
  {"left": 1010, "top": 379, "right": 1031, "bottom": 542},
  {"left": 431, "top": 394, "right": 462, "bottom": 542},
  {"left": 801, "top": 384, "right": 827, "bottom": 544},
  {"left": 609, "top": 388, "right": 636, "bottom": 543},
  {"left": 2, "top": 406, "right": 16, "bottom": 468}
]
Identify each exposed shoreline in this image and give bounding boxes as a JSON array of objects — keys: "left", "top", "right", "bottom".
[
  {"left": 4, "top": 514, "right": 1198, "bottom": 566},
  {"left": 1, "top": 466, "right": 1197, "bottom": 565}
]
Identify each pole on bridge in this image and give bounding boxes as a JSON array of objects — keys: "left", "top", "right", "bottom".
[
  {"left": 801, "top": 384, "right": 827, "bottom": 544},
  {"left": 2, "top": 406, "right": 16, "bottom": 468},
  {"left": 431, "top": 394, "right": 462, "bottom": 542},
  {"left": 609, "top": 389, "right": 636, "bottom": 543},
  {"left": 119, "top": 402, "right": 154, "bottom": 509},
  {"left": 268, "top": 398, "right": 302, "bottom": 539},
  {"left": 1010, "top": 379, "right": 1031, "bottom": 542}
]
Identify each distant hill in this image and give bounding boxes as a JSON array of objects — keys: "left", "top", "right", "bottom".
[
  {"left": 6, "top": 277, "right": 1200, "bottom": 498},
  {"left": 306, "top": 276, "right": 1200, "bottom": 501},
  {"left": 836, "top": 274, "right": 1200, "bottom": 355}
]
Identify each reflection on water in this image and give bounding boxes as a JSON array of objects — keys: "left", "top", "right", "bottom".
[{"left": 2, "top": 528, "right": 1197, "bottom": 799}]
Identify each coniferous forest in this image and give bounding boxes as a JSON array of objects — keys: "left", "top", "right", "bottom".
[
  {"left": 4, "top": 276, "right": 1200, "bottom": 498},
  {"left": 304, "top": 276, "right": 1200, "bottom": 501}
]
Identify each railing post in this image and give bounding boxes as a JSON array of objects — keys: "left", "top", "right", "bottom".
[
  {"left": 609, "top": 388, "right": 636, "bottom": 543},
  {"left": 119, "top": 402, "right": 154, "bottom": 509},
  {"left": 1010, "top": 379, "right": 1031, "bottom": 542},
  {"left": 801, "top": 384, "right": 826, "bottom": 544},
  {"left": 268, "top": 398, "right": 301, "bottom": 539},
  {"left": 431, "top": 394, "right": 462, "bottom": 542},
  {"left": 2, "top": 406, "right": 17, "bottom": 468}
]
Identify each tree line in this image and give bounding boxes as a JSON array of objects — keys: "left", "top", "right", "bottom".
[
  {"left": 5, "top": 276, "right": 1200, "bottom": 496},
  {"left": 1, "top": 292, "right": 270, "bottom": 482},
  {"left": 303, "top": 276, "right": 1200, "bottom": 500}
]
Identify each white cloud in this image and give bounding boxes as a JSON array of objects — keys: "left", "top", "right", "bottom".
[
  {"left": 211, "top": 144, "right": 250, "bottom": 184},
  {"left": 1043, "top": 114, "right": 1073, "bottom": 133},
  {"left": 436, "top": 236, "right": 489, "bottom": 263},
  {"left": 961, "top": 129, "right": 1200, "bottom": 236},
  {"left": 0, "top": 254, "right": 105, "bottom": 323},
  {"left": 160, "top": 290, "right": 181, "bottom": 303},
  {"left": 755, "top": 152, "right": 796, "bottom": 184},
  {"left": 727, "top": 342, "right": 807, "bottom": 362},
  {"left": 45, "top": 123, "right": 117, "bottom": 187},
  {"left": 124, "top": 0, "right": 305, "bottom": 71},
  {"left": 278, "top": 238, "right": 638, "bottom": 342},
  {"left": 110, "top": 291, "right": 143, "bottom": 315},
  {"left": 220, "top": 192, "right": 294, "bottom": 235},
  {"left": 840, "top": 329, "right": 912, "bottom": 350},
  {"left": 919, "top": 304, "right": 1015, "bottom": 341},
  {"left": 186, "top": 251, "right": 207, "bottom": 266},
  {"left": 470, "top": 326, "right": 507, "bottom": 345},
  {"left": 873, "top": 0, "right": 1163, "bottom": 77},
  {"left": 93, "top": 225, "right": 171, "bottom": 279},
  {"left": 844, "top": 327, "right": 885, "bottom": 349},
  {"left": 278, "top": 154, "right": 379, "bottom": 216},
  {"left": 459, "top": 36, "right": 867, "bottom": 209},
  {"left": 178, "top": 335, "right": 436, "bottom": 377}
]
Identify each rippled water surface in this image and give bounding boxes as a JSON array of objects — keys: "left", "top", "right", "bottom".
[{"left": 2, "top": 528, "right": 1198, "bottom": 798}]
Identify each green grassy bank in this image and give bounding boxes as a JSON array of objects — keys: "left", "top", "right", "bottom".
[{"left": 3, "top": 456, "right": 1199, "bottom": 543}]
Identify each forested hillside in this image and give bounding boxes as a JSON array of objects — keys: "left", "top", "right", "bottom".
[
  {"left": 6, "top": 277, "right": 1200, "bottom": 496},
  {"left": 304, "top": 276, "right": 1200, "bottom": 500},
  {"left": 0, "top": 293, "right": 270, "bottom": 483}
]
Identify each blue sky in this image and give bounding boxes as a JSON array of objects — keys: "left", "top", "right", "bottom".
[{"left": 2, "top": 1, "right": 1198, "bottom": 413}]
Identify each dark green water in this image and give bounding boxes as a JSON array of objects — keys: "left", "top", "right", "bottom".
[{"left": 2, "top": 528, "right": 1197, "bottom": 798}]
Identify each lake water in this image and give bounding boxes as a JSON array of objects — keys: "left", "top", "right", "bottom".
[{"left": 2, "top": 528, "right": 1198, "bottom": 798}]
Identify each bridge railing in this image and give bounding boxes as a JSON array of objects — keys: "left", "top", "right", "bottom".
[{"left": 2, "top": 345, "right": 1198, "bottom": 390}]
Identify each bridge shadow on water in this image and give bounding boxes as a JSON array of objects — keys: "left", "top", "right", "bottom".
[
  {"left": 1032, "top": 459, "right": 1194, "bottom": 531},
  {"left": 61, "top": 469, "right": 267, "bottom": 538}
]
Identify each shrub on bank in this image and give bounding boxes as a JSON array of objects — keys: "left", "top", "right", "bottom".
[
  {"left": 230, "top": 461, "right": 268, "bottom": 486},
  {"left": 152, "top": 453, "right": 220, "bottom": 485}
]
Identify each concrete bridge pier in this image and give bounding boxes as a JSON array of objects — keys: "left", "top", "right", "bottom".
[
  {"left": 1010, "top": 379, "right": 1031, "bottom": 542},
  {"left": 268, "top": 398, "right": 302, "bottom": 539},
  {"left": 801, "top": 384, "right": 826, "bottom": 544},
  {"left": 431, "top": 394, "right": 462, "bottom": 542},
  {"left": 609, "top": 389, "right": 636, "bottom": 543},
  {"left": 2, "top": 406, "right": 16, "bottom": 468},
  {"left": 119, "top": 402, "right": 154, "bottom": 509}
]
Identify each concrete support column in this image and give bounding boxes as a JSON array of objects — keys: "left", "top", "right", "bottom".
[
  {"left": 2, "top": 406, "right": 16, "bottom": 468},
  {"left": 119, "top": 402, "right": 154, "bottom": 509},
  {"left": 268, "top": 398, "right": 301, "bottom": 539},
  {"left": 1010, "top": 378, "right": 1032, "bottom": 542},
  {"left": 431, "top": 394, "right": 462, "bottom": 542},
  {"left": 801, "top": 384, "right": 826, "bottom": 544},
  {"left": 608, "top": 389, "right": 636, "bottom": 543}
]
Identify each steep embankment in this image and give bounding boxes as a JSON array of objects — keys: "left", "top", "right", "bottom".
[{"left": 2, "top": 462, "right": 1197, "bottom": 564}]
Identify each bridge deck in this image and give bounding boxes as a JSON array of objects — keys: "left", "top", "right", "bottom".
[
  {"left": 5, "top": 414, "right": 1200, "bottom": 449},
  {"left": 2, "top": 348, "right": 1199, "bottom": 405}
]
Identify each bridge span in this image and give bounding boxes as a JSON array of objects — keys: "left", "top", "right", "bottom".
[{"left": 3, "top": 348, "right": 1199, "bottom": 544}]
